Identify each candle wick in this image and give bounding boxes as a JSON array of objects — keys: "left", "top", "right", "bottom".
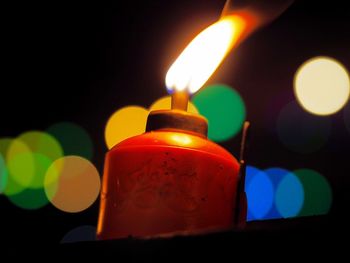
[{"left": 171, "top": 90, "right": 190, "bottom": 111}]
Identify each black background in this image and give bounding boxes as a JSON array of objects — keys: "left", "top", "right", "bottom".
[{"left": 1, "top": 0, "right": 350, "bottom": 255}]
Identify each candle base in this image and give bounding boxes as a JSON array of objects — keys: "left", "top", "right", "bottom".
[{"left": 146, "top": 109, "right": 208, "bottom": 137}]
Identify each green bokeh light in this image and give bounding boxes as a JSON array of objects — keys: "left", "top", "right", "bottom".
[
  {"left": 30, "top": 154, "right": 53, "bottom": 188},
  {"left": 0, "top": 154, "right": 8, "bottom": 193},
  {"left": 294, "top": 169, "right": 333, "bottom": 216},
  {"left": 8, "top": 187, "right": 49, "bottom": 210},
  {"left": 17, "top": 131, "right": 63, "bottom": 162},
  {"left": 8, "top": 152, "right": 52, "bottom": 189},
  {"left": 3, "top": 175, "right": 26, "bottom": 196},
  {"left": 47, "top": 122, "right": 94, "bottom": 160},
  {"left": 192, "top": 84, "right": 246, "bottom": 142}
]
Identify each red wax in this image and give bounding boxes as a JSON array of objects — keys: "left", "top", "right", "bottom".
[{"left": 97, "top": 130, "right": 241, "bottom": 240}]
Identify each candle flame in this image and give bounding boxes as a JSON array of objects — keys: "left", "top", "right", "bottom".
[{"left": 166, "top": 15, "right": 246, "bottom": 94}]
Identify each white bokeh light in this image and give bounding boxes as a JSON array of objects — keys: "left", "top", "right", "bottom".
[{"left": 294, "top": 56, "right": 350, "bottom": 116}]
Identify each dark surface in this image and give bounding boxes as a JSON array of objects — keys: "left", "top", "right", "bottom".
[
  {"left": 5, "top": 216, "right": 346, "bottom": 259},
  {"left": 62, "top": 216, "right": 343, "bottom": 259},
  {"left": 1, "top": 0, "right": 350, "bottom": 253}
]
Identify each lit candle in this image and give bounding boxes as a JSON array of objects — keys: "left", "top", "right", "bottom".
[{"left": 97, "top": 5, "right": 249, "bottom": 241}]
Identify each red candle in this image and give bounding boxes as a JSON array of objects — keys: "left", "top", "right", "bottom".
[{"left": 97, "top": 109, "right": 243, "bottom": 239}]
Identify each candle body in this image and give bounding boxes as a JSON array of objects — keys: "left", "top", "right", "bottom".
[{"left": 97, "top": 130, "right": 242, "bottom": 240}]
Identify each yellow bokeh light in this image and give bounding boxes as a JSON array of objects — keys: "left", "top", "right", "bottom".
[
  {"left": 149, "top": 96, "right": 199, "bottom": 114},
  {"left": 16, "top": 131, "right": 63, "bottom": 162},
  {"left": 44, "top": 156, "right": 101, "bottom": 213},
  {"left": 166, "top": 15, "right": 246, "bottom": 94},
  {"left": 294, "top": 56, "right": 350, "bottom": 116},
  {"left": 7, "top": 152, "right": 35, "bottom": 188},
  {"left": 0, "top": 138, "right": 28, "bottom": 195},
  {"left": 6, "top": 139, "right": 34, "bottom": 188},
  {"left": 105, "top": 106, "right": 149, "bottom": 149}
]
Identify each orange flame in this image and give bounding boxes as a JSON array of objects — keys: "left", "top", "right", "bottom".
[{"left": 166, "top": 15, "right": 249, "bottom": 94}]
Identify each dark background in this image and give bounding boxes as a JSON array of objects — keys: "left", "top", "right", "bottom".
[{"left": 1, "top": 0, "right": 350, "bottom": 254}]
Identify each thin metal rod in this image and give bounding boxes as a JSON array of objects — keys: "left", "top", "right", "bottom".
[
  {"left": 239, "top": 121, "right": 251, "bottom": 162},
  {"left": 234, "top": 121, "right": 251, "bottom": 227}
]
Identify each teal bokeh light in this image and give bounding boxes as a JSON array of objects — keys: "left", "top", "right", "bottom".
[
  {"left": 0, "top": 154, "right": 8, "bottom": 193},
  {"left": 264, "top": 167, "right": 290, "bottom": 219},
  {"left": 275, "top": 173, "right": 304, "bottom": 218}
]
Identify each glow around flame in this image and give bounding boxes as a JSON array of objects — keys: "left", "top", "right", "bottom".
[{"left": 166, "top": 15, "right": 246, "bottom": 94}]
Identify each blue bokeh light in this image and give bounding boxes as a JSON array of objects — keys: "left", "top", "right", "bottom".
[
  {"left": 245, "top": 166, "right": 274, "bottom": 220},
  {"left": 61, "top": 225, "right": 97, "bottom": 244},
  {"left": 245, "top": 166, "right": 261, "bottom": 221}
]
